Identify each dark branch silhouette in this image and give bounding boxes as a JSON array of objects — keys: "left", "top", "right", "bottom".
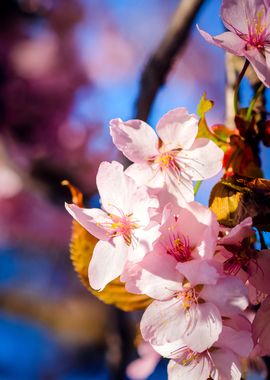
[{"left": 135, "top": 0, "right": 205, "bottom": 121}]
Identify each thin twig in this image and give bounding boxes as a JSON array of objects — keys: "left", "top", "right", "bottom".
[
  {"left": 233, "top": 59, "right": 249, "bottom": 115},
  {"left": 225, "top": 53, "right": 238, "bottom": 129},
  {"left": 135, "top": 0, "right": 205, "bottom": 121}
]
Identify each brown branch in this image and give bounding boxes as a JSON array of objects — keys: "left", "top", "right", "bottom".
[{"left": 135, "top": 0, "right": 205, "bottom": 121}]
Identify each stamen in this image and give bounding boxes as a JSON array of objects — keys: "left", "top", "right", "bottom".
[
  {"left": 166, "top": 233, "right": 192, "bottom": 262},
  {"left": 244, "top": 10, "right": 270, "bottom": 48},
  {"left": 97, "top": 209, "right": 139, "bottom": 246},
  {"left": 176, "top": 285, "right": 198, "bottom": 311},
  {"left": 154, "top": 151, "right": 181, "bottom": 179}
]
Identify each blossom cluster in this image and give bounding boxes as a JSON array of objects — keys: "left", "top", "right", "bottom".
[{"left": 66, "top": 108, "right": 270, "bottom": 380}]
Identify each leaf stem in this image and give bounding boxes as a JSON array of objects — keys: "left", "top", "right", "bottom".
[
  {"left": 234, "top": 59, "right": 250, "bottom": 115},
  {"left": 246, "top": 82, "right": 265, "bottom": 122},
  {"left": 194, "top": 180, "right": 202, "bottom": 196}
]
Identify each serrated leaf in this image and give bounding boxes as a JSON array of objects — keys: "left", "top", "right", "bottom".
[
  {"left": 209, "top": 176, "right": 270, "bottom": 231},
  {"left": 63, "top": 181, "right": 152, "bottom": 312}
]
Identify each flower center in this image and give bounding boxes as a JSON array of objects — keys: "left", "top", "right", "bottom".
[
  {"left": 154, "top": 151, "right": 180, "bottom": 175},
  {"left": 97, "top": 207, "right": 139, "bottom": 246},
  {"left": 246, "top": 11, "right": 269, "bottom": 48},
  {"left": 167, "top": 236, "right": 192, "bottom": 262},
  {"left": 176, "top": 285, "right": 198, "bottom": 310},
  {"left": 222, "top": 243, "right": 254, "bottom": 275},
  {"left": 109, "top": 213, "right": 139, "bottom": 245},
  {"left": 180, "top": 348, "right": 202, "bottom": 366}
]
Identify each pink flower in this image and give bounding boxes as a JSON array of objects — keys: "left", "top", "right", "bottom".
[
  {"left": 198, "top": 0, "right": 270, "bottom": 87},
  {"left": 121, "top": 201, "right": 220, "bottom": 300},
  {"left": 156, "top": 202, "right": 219, "bottom": 262},
  {"left": 65, "top": 161, "right": 159, "bottom": 290},
  {"left": 167, "top": 348, "right": 241, "bottom": 380},
  {"left": 217, "top": 218, "right": 255, "bottom": 278},
  {"left": 110, "top": 108, "right": 223, "bottom": 203},
  {"left": 217, "top": 218, "right": 270, "bottom": 301},
  {"left": 166, "top": 336, "right": 246, "bottom": 380},
  {"left": 156, "top": 316, "right": 253, "bottom": 380},
  {"left": 139, "top": 266, "right": 248, "bottom": 353}
]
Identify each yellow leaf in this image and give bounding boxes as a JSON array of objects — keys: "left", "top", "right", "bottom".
[
  {"left": 63, "top": 180, "right": 152, "bottom": 312},
  {"left": 209, "top": 176, "right": 270, "bottom": 231},
  {"left": 197, "top": 92, "right": 214, "bottom": 118},
  {"left": 209, "top": 181, "right": 242, "bottom": 227},
  {"left": 196, "top": 93, "right": 229, "bottom": 152}
]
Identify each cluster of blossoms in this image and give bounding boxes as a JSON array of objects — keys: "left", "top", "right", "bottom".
[
  {"left": 65, "top": 0, "right": 270, "bottom": 378},
  {"left": 66, "top": 107, "right": 270, "bottom": 380}
]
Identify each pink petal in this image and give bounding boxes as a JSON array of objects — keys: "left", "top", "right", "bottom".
[
  {"left": 123, "top": 252, "right": 182, "bottom": 300},
  {"left": 161, "top": 202, "right": 219, "bottom": 260},
  {"left": 110, "top": 118, "right": 158, "bottom": 163},
  {"left": 96, "top": 161, "right": 137, "bottom": 215},
  {"left": 140, "top": 298, "right": 187, "bottom": 345},
  {"left": 183, "top": 303, "right": 222, "bottom": 352},
  {"left": 244, "top": 48, "right": 270, "bottom": 87},
  {"left": 168, "top": 356, "right": 211, "bottom": 380},
  {"left": 152, "top": 339, "right": 186, "bottom": 358},
  {"left": 130, "top": 188, "right": 159, "bottom": 229},
  {"left": 165, "top": 170, "right": 195, "bottom": 203},
  {"left": 182, "top": 203, "right": 220, "bottom": 260},
  {"left": 221, "top": 0, "right": 250, "bottom": 34},
  {"left": 211, "top": 348, "right": 241, "bottom": 380},
  {"left": 248, "top": 282, "right": 266, "bottom": 305},
  {"left": 219, "top": 217, "right": 253, "bottom": 245},
  {"left": 223, "top": 313, "right": 252, "bottom": 332},
  {"left": 201, "top": 277, "right": 248, "bottom": 317},
  {"left": 128, "top": 224, "right": 161, "bottom": 263},
  {"left": 65, "top": 203, "right": 110, "bottom": 240},
  {"left": 252, "top": 296, "right": 270, "bottom": 355},
  {"left": 217, "top": 326, "right": 253, "bottom": 357},
  {"left": 88, "top": 236, "right": 128, "bottom": 290},
  {"left": 125, "top": 162, "right": 164, "bottom": 188},
  {"left": 177, "top": 138, "right": 223, "bottom": 181},
  {"left": 176, "top": 260, "right": 220, "bottom": 286},
  {"left": 197, "top": 27, "right": 246, "bottom": 56},
  {"left": 249, "top": 250, "right": 270, "bottom": 295},
  {"left": 156, "top": 108, "right": 198, "bottom": 150}
]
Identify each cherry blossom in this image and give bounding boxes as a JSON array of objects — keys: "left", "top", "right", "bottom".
[
  {"left": 154, "top": 316, "right": 253, "bottom": 380},
  {"left": 110, "top": 108, "right": 223, "bottom": 203},
  {"left": 139, "top": 262, "right": 248, "bottom": 353},
  {"left": 198, "top": 0, "right": 270, "bottom": 87},
  {"left": 217, "top": 218, "right": 270, "bottom": 301},
  {"left": 66, "top": 161, "right": 159, "bottom": 290},
  {"left": 121, "top": 201, "right": 220, "bottom": 299}
]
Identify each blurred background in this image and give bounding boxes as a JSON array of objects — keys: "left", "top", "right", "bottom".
[{"left": 0, "top": 0, "right": 268, "bottom": 379}]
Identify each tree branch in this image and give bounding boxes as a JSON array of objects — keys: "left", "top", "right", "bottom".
[{"left": 135, "top": 0, "right": 205, "bottom": 121}]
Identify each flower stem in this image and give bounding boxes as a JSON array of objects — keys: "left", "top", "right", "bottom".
[
  {"left": 194, "top": 180, "right": 202, "bottom": 196},
  {"left": 245, "top": 82, "right": 264, "bottom": 122},
  {"left": 233, "top": 59, "right": 250, "bottom": 115}
]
